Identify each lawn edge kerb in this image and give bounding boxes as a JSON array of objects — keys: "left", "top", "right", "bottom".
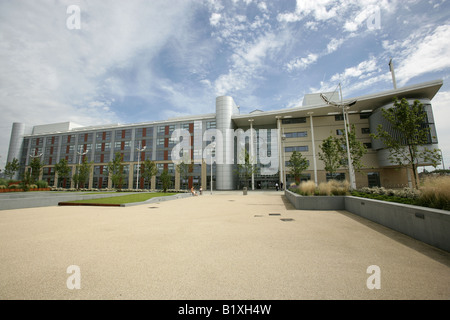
[
  {"left": 58, "top": 202, "right": 121, "bottom": 207},
  {"left": 57, "top": 192, "right": 189, "bottom": 207}
]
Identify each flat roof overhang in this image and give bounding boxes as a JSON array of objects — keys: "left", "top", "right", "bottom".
[{"left": 231, "top": 79, "right": 443, "bottom": 127}]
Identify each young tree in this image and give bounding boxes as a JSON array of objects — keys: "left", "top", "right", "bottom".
[
  {"left": 288, "top": 151, "right": 309, "bottom": 184},
  {"left": 237, "top": 148, "right": 258, "bottom": 188},
  {"left": 73, "top": 158, "right": 92, "bottom": 189},
  {"left": 106, "top": 152, "right": 125, "bottom": 189},
  {"left": 318, "top": 136, "right": 342, "bottom": 179},
  {"left": 176, "top": 160, "right": 191, "bottom": 190},
  {"left": 159, "top": 169, "right": 172, "bottom": 193},
  {"left": 55, "top": 158, "right": 71, "bottom": 188},
  {"left": 4, "top": 158, "right": 20, "bottom": 180},
  {"left": 140, "top": 159, "right": 158, "bottom": 189},
  {"left": 371, "top": 97, "right": 441, "bottom": 189},
  {"left": 29, "top": 157, "right": 43, "bottom": 183},
  {"left": 337, "top": 124, "right": 367, "bottom": 173}
]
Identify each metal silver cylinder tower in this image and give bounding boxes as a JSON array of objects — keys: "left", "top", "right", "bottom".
[
  {"left": 7, "top": 122, "right": 25, "bottom": 163},
  {"left": 215, "top": 96, "right": 239, "bottom": 190}
]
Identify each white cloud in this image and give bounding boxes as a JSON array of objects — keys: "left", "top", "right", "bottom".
[
  {"left": 395, "top": 24, "right": 450, "bottom": 85},
  {"left": 286, "top": 53, "right": 318, "bottom": 71},
  {"left": 210, "top": 13, "right": 222, "bottom": 26}
]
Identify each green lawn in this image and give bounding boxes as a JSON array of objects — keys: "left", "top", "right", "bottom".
[{"left": 68, "top": 193, "right": 177, "bottom": 205}]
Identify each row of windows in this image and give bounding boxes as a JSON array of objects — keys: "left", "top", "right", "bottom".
[
  {"left": 284, "top": 131, "right": 308, "bottom": 138},
  {"left": 285, "top": 146, "right": 309, "bottom": 152}
]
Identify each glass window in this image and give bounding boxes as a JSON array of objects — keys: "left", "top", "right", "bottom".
[
  {"left": 361, "top": 128, "right": 370, "bottom": 134},
  {"left": 336, "top": 129, "right": 344, "bottom": 136},
  {"left": 282, "top": 117, "right": 306, "bottom": 124},
  {"left": 360, "top": 113, "right": 372, "bottom": 119},
  {"left": 284, "top": 131, "right": 307, "bottom": 138},
  {"left": 335, "top": 114, "right": 344, "bottom": 121},
  {"left": 326, "top": 173, "right": 346, "bottom": 181}
]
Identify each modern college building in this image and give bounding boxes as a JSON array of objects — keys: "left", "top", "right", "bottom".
[{"left": 6, "top": 79, "right": 443, "bottom": 190}]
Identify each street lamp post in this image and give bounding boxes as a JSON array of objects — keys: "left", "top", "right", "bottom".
[
  {"left": 76, "top": 146, "right": 89, "bottom": 189},
  {"left": 248, "top": 119, "right": 254, "bottom": 191},
  {"left": 210, "top": 142, "right": 216, "bottom": 195},
  {"left": 281, "top": 130, "right": 286, "bottom": 190},
  {"left": 136, "top": 141, "right": 147, "bottom": 190},
  {"left": 321, "top": 84, "right": 357, "bottom": 189},
  {"left": 307, "top": 112, "right": 318, "bottom": 185}
]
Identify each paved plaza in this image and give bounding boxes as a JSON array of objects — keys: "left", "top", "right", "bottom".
[{"left": 0, "top": 191, "right": 449, "bottom": 300}]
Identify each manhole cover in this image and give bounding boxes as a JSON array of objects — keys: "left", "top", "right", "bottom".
[
  {"left": 269, "top": 213, "right": 281, "bottom": 216},
  {"left": 280, "top": 218, "right": 294, "bottom": 222}
]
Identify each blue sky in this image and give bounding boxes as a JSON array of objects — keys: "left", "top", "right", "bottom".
[{"left": 1, "top": 0, "right": 450, "bottom": 170}]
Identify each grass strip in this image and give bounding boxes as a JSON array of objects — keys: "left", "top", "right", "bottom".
[{"left": 67, "top": 193, "right": 177, "bottom": 205}]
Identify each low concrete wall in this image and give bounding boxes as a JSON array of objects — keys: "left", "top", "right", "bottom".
[
  {"left": 285, "top": 189, "right": 345, "bottom": 210},
  {"left": 285, "top": 190, "right": 450, "bottom": 252},
  {"left": 345, "top": 196, "right": 450, "bottom": 252}
]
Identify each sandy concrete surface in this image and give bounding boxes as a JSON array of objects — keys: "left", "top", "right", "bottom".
[{"left": 0, "top": 191, "right": 449, "bottom": 300}]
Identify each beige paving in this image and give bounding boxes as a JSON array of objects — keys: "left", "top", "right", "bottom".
[{"left": 0, "top": 191, "right": 449, "bottom": 300}]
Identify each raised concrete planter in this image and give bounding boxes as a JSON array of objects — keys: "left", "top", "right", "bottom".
[
  {"left": 285, "top": 189, "right": 450, "bottom": 252},
  {"left": 285, "top": 189, "right": 345, "bottom": 210}
]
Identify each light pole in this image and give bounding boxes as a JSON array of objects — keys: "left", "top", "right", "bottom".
[
  {"left": 307, "top": 112, "right": 318, "bottom": 185},
  {"left": 76, "top": 146, "right": 89, "bottom": 189},
  {"left": 321, "top": 84, "right": 357, "bottom": 189},
  {"left": 281, "top": 130, "right": 286, "bottom": 190},
  {"left": 248, "top": 119, "right": 255, "bottom": 191},
  {"left": 210, "top": 142, "right": 216, "bottom": 195},
  {"left": 276, "top": 116, "right": 283, "bottom": 190},
  {"left": 136, "top": 141, "right": 147, "bottom": 190}
]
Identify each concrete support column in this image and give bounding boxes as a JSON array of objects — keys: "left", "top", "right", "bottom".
[
  {"left": 88, "top": 166, "right": 94, "bottom": 189},
  {"left": 201, "top": 160, "right": 207, "bottom": 190},
  {"left": 175, "top": 168, "right": 180, "bottom": 190},
  {"left": 151, "top": 176, "right": 156, "bottom": 190},
  {"left": 128, "top": 166, "right": 134, "bottom": 189},
  {"left": 70, "top": 166, "right": 76, "bottom": 189},
  {"left": 54, "top": 172, "right": 59, "bottom": 188}
]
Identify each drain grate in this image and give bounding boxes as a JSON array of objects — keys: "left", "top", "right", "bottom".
[
  {"left": 254, "top": 215, "right": 264, "bottom": 217},
  {"left": 280, "top": 218, "right": 294, "bottom": 222},
  {"left": 269, "top": 213, "right": 281, "bottom": 216},
  {"left": 148, "top": 207, "right": 159, "bottom": 209}
]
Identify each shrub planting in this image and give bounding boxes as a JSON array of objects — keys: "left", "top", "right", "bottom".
[
  {"left": 418, "top": 176, "right": 450, "bottom": 211},
  {"left": 292, "top": 180, "right": 350, "bottom": 196}
]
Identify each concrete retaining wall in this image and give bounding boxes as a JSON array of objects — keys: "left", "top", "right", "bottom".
[
  {"left": 345, "top": 196, "right": 450, "bottom": 252},
  {"left": 285, "top": 190, "right": 450, "bottom": 252},
  {"left": 285, "top": 189, "right": 345, "bottom": 210}
]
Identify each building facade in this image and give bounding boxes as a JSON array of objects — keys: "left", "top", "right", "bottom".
[{"left": 6, "top": 79, "right": 443, "bottom": 190}]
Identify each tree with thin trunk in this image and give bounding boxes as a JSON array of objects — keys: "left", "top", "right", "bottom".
[
  {"left": 106, "top": 152, "right": 125, "bottom": 190},
  {"left": 141, "top": 159, "right": 158, "bottom": 189},
  {"left": 4, "top": 158, "right": 20, "bottom": 180},
  {"left": 318, "top": 136, "right": 342, "bottom": 179},
  {"left": 160, "top": 169, "right": 172, "bottom": 192},
  {"left": 337, "top": 124, "right": 367, "bottom": 173},
  {"left": 371, "top": 97, "right": 441, "bottom": 189},
  {"left": 55, "top": 158, "right": 71, "bottom": 188},
  {"left": 288, "top": 151, "right": 309, "bottom": 185},
  {"left": 237, "top": 148, "right": 257, "bottom": 188},
  {"left": 29, "top": 157, "right": 43, "bottom": 183}
]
